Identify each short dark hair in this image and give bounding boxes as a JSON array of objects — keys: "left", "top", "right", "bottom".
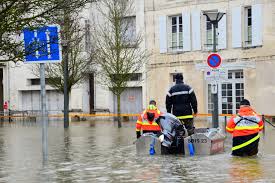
[
  {"left": 240, "top": 99, "right": 250, "bottom": 106},
  {"left": 175, "top": 73, "right": 183, "bottom": 81},
  {"left": 149, "top": 100, "right": 156, "bottom": 105}
]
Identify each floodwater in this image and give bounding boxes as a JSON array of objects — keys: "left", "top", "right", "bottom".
[{"left": 0, "top": 120, "right": 275, "bottom": 183}]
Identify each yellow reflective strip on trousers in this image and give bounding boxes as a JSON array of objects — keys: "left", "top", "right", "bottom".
[
  {"left": 232, "top": 134, "right": 260, "bottom": 151},
  {"left": 177, "top": 115, "right": 193, "bottom": 119}
]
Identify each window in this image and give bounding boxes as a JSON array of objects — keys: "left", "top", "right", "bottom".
[
  {"left": 85, "top": 19, "right": 91, "bottom": 52},
  {"left": 128, "top": 73, "right": 142, "bottom": 81},
  {"left": 122, "top": 16, "right": 136, "bottom": 45},
  {"left": 205, "top": 15, "right": 218, "bottom": 49},
  {"left": 245, "top": 7, "right": 252, "bottom": 46},
  {"left": 170, "top": 15, "right": 183, "bottom": 51},
  {"left": 207, "top": 84, "right": 214, "bottom": 114},
  {"left": 221, "top": 83, "right": 233, "bottom": 114},
  {"left": 207, "top": 70, "right": 244, "bottom": 114},
  {"left": 30, "top": 79, "right": 40, "bottom": 85},
  {"left": 110, "top": 73, "right": 141, "bottom": 82},
  {"left": 29, "top": 78, "right": 60, "bottom": 85},
  {"left": 235, "top": 83, "right": 244, "bottom": 113}
]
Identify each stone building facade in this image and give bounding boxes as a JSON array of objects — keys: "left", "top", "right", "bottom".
[{"left": 144, "top": 0, "right": 275, "bottom": 116}]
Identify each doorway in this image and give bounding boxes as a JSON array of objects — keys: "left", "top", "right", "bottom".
[
  {"left": 207, "top": 70, "right": 244, "bottom": 114},
  {"left": 113, "top": 87, "right": 142, "bottom": 121}
]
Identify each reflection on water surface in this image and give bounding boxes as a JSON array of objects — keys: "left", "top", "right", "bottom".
[{"left": 0, "top": 121, "right": 274, "bottom": 182}]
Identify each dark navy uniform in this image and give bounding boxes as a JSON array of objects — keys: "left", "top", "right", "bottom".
[{"left": 165, "top": 73, "right": 197, "bottom": 136}]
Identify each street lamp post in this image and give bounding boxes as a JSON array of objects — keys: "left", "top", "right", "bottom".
[{"left": 203, "top": 11, "right": 225, "bottom": 128}]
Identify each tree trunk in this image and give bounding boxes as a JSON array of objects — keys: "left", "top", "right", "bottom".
[{"left": 117, "top": 94, "right": 122, "bottom": 128}]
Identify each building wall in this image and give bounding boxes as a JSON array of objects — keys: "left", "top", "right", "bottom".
[
  {"left": 1, "top": 0, "right": 146, "bottom": 116},
  {"left": 3, "top": 62, "right": 90, "bottom": 114},
  {"left": 87, "top": 0, "right": 147, "bottom": 113},
  {"left": 144, "top": 0, "right": 275, "bottom": 115}
]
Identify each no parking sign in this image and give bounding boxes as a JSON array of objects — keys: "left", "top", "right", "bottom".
[
  {"left": 207, "top": 53, "right": 222, "bottom": 68},
  {"left": 205, "top": 53, "right": 228, "bottom": 83}
]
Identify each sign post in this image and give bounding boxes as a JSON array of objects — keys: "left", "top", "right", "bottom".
[
  {"left": 23, "top": 25, "right": 61, "bottom": 161},
  {"left": 203, "top": 11, "right": 225, "bottom": 129},
  {"left": 206, "top": 53, "right": 223, "bottom": 128}
]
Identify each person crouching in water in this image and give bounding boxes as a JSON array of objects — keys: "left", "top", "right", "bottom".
[
  {"left": 226, "top": 99, "right": 264, "bottom": 156},
  {"left": 136, "top": 100, "right": 163, "bottom": 139},
  {"left": 157, "top": 113, "right": 188, "bottom": 154}
]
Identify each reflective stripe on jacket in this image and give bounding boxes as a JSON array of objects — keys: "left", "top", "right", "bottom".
[
  {"left": 226, "top": 106, "right": 264, "bottom": 137},
  {"left": 136, "top": 109, "right": 162, "bottom": 132}
]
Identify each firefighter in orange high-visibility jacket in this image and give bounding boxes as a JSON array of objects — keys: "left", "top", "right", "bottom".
[
  {"left": 136, "top": 100, "right": 163, "bottom": 139},
  {"left": 226, "top": 99, "right": 264, "bottom": 156}
]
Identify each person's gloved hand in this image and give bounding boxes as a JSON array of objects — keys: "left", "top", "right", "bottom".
[{"left": 158, "top": 134, "right": 164, "bottom": 142}]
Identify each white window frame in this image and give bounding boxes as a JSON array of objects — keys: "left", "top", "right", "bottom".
[
  {"left": 122, "top": 16, "right": 136, "bottom": 45},
  {"left": 207, "top": 70, "right": 244, "bottom": 114},
  {"left": 170, "top": 15, "right": 183, "bottom": 52},
  {"left": 84, "top": 19, "right": 91, "bottom": 52},
  {"left": 244, "top": 6, "right": 252, "bottom": 47}
]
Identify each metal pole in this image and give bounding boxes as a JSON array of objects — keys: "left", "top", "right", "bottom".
[
  {"left": 212, "top": 23, "right": 219, "bottom": 128},
  {"left": 40, "top": 63, "right": 48, "bottom": 161},
  {"left": 63, "top": 43, "right": 69, "bottom": 128},
  {"left": 262, "top": 114, "right": 265, "bottom": 136},
  {"left": 8, "top": 62, "right": 11, "bottom": 123},
  {"left": 224, "top": 116, "right": 227, "bottom": 133}
]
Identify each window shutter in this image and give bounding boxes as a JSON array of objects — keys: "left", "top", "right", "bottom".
[
  {"left": 232, "top": 7, "right": 242, "bottom": 48},
  {"left": 191, "top": 10, "right": 201, "bottom": 51},
  {"left": 252, "top": 4, "right": 263, "bottom": 46},
  {"left": 182, "top": 12, "right": 191, "bottom": 51},
  {"left": 159, "top": 16, "right": 167, "bottom": 53},
  {"left": 218, "top": 11, "right": 227, "bottom": 49}
]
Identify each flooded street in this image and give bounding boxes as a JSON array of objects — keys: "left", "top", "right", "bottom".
[{"left": 0, "top": 121, "right": 275, "bottom": 183}]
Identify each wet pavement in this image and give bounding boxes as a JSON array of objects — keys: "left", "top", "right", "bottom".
[{"left": 0, "top": 120, "right": 275, "bottom": 183}]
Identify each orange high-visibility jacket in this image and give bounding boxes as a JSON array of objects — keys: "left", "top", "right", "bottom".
[
  {"left": 226, "top": 106, "right": 264, "bottom": 137},
  {"left": 136, "top": 108, "right": 162, "bottom": 132}
]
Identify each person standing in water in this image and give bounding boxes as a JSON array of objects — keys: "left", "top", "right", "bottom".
[
  {"left": 226, "top": 99, "right": 264, "bottom": 156},
  {"left": 165, "top": 73, "right": 198, "bottom": 136},
  {"left": 136, "top": 100, "right": 162, "bottom": 139}
]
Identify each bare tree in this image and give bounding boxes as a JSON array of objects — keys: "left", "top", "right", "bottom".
[
  {"left": 0, "top": 0, "right": 91, "bottom": 62},
  {"left": 32, "top": 4, "right": 94, "bottom": 93},
  {"left": 92, "top": 0, "right": 149, "bottom": 127}
]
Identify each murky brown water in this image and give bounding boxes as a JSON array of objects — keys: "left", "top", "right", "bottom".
[{"left": 0, "top": 120, "right": 275, "bottom": 183}]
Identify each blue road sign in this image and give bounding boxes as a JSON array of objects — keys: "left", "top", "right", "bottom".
[
  {"left": 207, "top": 53, "right": 222, "bottom": 68},
  {"left": 23, "top": 25, "right": 61, "bottom": 63}
]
